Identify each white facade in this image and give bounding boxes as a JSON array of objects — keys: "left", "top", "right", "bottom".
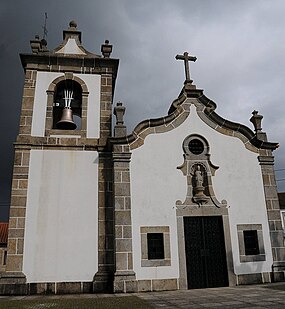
[
  {"left": 130, "top": 103, "right": 273, "bottom": 280},
  {"left": 23, "top": 150, "right": 99, "bottom": 282}
]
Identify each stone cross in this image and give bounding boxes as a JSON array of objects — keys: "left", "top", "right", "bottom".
[{"left": 175, "top": 52, "right": 197, "bottom": 83}]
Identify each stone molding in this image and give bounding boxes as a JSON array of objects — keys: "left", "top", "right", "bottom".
[
  {"left": 177, "top": 134, "right": 227, "bottom": 208},
  {"left": 237, "top": 224, "right": 266, "bottom": 262},
  {"left": 140, "top": 226, "right": 171, "bottom": 267},
  {"left": 110, "top": 87, "right": 278, "bottom": 152},
  {"left": 176, "top": 209, "right": 235, "bottom": 289},
  {"left": 20, "top": 54, "right": 119, "bottom": 80},
  {"left": 47, "top": 74, "right": 89, "bottom": 92},
  {"left": 110, "top": 93, "right": 188, "bottom": 149},
  {"left": 15, "top": 136, "right": 99, "bottom": 151}
]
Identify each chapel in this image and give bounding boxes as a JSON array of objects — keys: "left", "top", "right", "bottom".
[{"left": 0, "top": 21, "right": 284, "bottom": 294}]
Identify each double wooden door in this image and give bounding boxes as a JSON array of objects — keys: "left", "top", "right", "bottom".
[{"left": 184, "top": 216, "right": 229, "bottom": 289}]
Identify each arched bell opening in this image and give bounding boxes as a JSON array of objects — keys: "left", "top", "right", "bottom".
[{"left": 53, "top": 79, "right": 82, "bottom": 130}]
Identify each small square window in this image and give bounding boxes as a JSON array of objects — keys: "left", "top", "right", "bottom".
[
  {"left": 141, "top": 226, "right": 171, "bottom": 267},
  {"left": 243, "top": 230, "right": 259, "bottom": 255},
  {"left": 147, "top": 233, "right": 164, "bottom": 260},
  {"left": 237, "top": 224, "right": 265, "bottom": 262}
]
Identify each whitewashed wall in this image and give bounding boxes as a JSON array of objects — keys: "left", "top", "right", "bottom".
[
  {"left": 31, "top": 72, "right": 101, "bottom": 138},
  {"left": 23, "top": 150, "right": 99, "bottom": 282},
  {"left": 31, "top": 71, "right": 61, "bottom": 136},
  {"left": 130, "top": 103, "right": 273, "bottom": 280}
]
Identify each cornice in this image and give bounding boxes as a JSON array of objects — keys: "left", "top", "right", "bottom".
[
  {"left": 20, "top": 53, "right": 119, "bottom": 79},
  {"left": 110, "top": 85, "right": 278, "bottom": 151},
  {"left": 197, "top": 93, "right": 278, "bottom": 150}
]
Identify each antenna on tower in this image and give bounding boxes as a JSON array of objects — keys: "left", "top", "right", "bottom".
[{"left": 42, "top": 12, "right": 48, "bottom": 40}]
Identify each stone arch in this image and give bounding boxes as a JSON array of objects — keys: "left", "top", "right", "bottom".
[
  {"left": 45, "top": 73, "right": 89, "bottom": 136},
  {"left": 47, "top": 74, "right": 89, "bottom": 94}
]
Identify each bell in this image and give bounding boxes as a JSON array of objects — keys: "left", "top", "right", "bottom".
[{"left": 56, "top": 107, "right": 77, "bottom": 130}]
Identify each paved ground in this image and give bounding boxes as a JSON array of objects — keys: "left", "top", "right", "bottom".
[
  {"left": 0, "top": 283, "right": 285, "bottom": 308},
  {"left": 137, "top": 283, "right": 285, "bottom": 308}
]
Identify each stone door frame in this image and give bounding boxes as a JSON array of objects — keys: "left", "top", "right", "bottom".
[{"left": 176, "top": 206, "right": 235, "bottom": 289}]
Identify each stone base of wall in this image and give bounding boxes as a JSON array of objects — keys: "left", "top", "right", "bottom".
[
  {"left": 0, "top": 281, "right": 93, "bottom": 295},
  {"left": 114, "top": 278, "right": 179, "bottom": 293},
  {"left": 138, "top": 278, "right": 178, "bottom": 292},
  {"left": 271, "top": 271, "right": 285, "bottom": 282},
  {"left": 0, "top": 283, "right": 28, "bottom": 295},
  {"left": 272, "top": 262, "right": 285, "bottom": 282},
  {"left": 0, "top": 279, "right": 179, "bottom": 295},
  {"left": 0, "top": 273, "right": 284, "bottom": 295},
  {"left": 0, "top": 272, "right": 26, "bottom": 284},
  {"left": 236, "top": 271, "right": 285, "bottom": 285},
  {"left": 93, "top": 271, "right": 114, "bottom": 293}
]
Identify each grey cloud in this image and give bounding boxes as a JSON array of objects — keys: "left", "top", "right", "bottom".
[{"left": 1, "top": 0, "right": 285, "bottom": 220}]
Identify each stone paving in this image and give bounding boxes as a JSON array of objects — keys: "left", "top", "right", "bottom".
[
  {"left": 136, "top": 283, "right": 285, "bottom": 308},
  {"left": 0, "top": 284, "right": 285, "bottom": 308}
]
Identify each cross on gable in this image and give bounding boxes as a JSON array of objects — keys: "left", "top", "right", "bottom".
[{"left": 175, "top": 52, "right": 197, "bottom": 84}]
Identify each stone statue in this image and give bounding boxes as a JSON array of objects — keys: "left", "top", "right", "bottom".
[{"left": 195, "top": 165, "right": 203, "bottom": 187}]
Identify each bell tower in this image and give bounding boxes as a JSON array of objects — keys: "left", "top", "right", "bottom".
[{"left": 1, "top": 21, "right": 118, "bottom": 294}]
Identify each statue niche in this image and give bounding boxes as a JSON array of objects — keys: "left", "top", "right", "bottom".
[
  {"left": 192, "top": 164, "right": 209, "bottom": 205},
  {"left": 176, "top": 135, "right": 227, "bottom": 208}
]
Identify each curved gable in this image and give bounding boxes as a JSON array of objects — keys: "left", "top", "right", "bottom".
[{"left": 111, "top": 86, "right": 278, "bottom": 152}]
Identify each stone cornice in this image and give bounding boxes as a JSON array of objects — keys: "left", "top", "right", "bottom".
[
  {"left": 14, "top": 136, "right": 102, "bottom": 151},
  {"left": 110, "top": 85, "right": 278, "bottom": 151},
  {"left": 20, "top": 53, "right": 119, "bottom": 79},
  {"left": 109, "top": 93, "right": 187, "bottom": 147},
  {"left": 196, "top": 93, "right": 278, "bottom": 150}
]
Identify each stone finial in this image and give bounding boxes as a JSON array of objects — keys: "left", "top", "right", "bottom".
[
  {"left": 250, "top": 110, "right": 263, "bottom": 133},
  {"left": 30, "top": 35, "right": 41, "bottom": 54},
  {"left": 30, "top": 35, "right": 49, "bottom": 54},
  {"left": 69, "top": 20, "right": 77, "bottom": 29},
  {"left": 40, "top": 39, "right": 48, "bottom": 51},
  {"left": 63, "top": 20, "right": 82, "bottom": 42},
  {"left": 101, "top": 40, "right": 113, "bottom": 58},
  {"left": 114, "top": 102, "right": 125, "bottom": 125},
  {"left": 114, "top": 102, "right": 127, "bottom": 137}
]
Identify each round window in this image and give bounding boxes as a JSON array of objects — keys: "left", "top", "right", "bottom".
[{"left": 188, "top": 139, "right": 204, "bottom": 155}]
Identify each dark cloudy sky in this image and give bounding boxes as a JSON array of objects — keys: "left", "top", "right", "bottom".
[{"left": 1, "top": 0, "right": 285, "bottom": 220}]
